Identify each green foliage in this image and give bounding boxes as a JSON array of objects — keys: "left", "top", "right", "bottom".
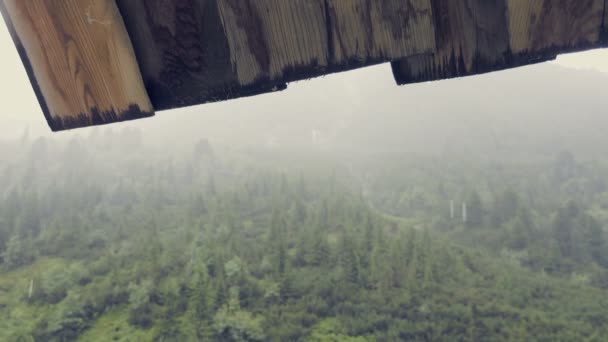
[
  {"left": 2, "top": 234, "right": 35, "bottom": 270},
  {"left": 465, "top": 190, "right": 484, "bottom": 228},
  {"left": 308, "top": 318, "right": 368, "bottom": 342},
  {"left": 34, "top": 268, "right": 69, "bottom": 304},
  {"left": 127, "top": 279, "right": 154, "bottom": 328},
  {"left": 1, "top": 134, "right": 608, "bottom": 341},
  {"left": 36, "top": 294, "right": 91, "bottom": 342},
  {"left": 213, "top": 307, "right": 265, "bottom": 342}
]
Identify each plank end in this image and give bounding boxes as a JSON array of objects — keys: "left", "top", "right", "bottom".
[{"left": 48, "top": 105, "right": 154, "bottom": 132}]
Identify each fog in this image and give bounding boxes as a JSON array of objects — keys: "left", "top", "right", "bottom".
[
  {"left": 3, "top": 15, "right": 608, "bottom": 338},
  {"left": 3, "top": 53, "right": 608, "bottom": 159}
]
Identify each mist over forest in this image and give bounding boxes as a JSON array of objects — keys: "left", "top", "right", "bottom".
[{"left": 1, "top": 62, "right": 608, "bottom": 341}]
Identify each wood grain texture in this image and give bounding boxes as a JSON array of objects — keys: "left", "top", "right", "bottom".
[
  {"left": 508, "top": 0, "right": 604, "bottom": 54},
  {"left": 1, "top": 0, "right": 153, "bottom": 131},
  {"left": 217, "top": 0, "right": 435, "bottom": 84},
  {"left": 217, "top": 0, "right": 329, "bottom": 86},
  {"left": 393, "top": 0, "right": 605, "bottom": 85},
  {"left": 326, "top": 0, "right": 435, "bottom": 67},
  {"left": 2, "top": 0, "right": 606, "bottom": 130},
  {"left": 601, "top": 0, "right": 607, "bottom": 43},
  {"left": 392, "top": 0, "right": 510, "bottom": 84},
  {"left": 118, "top": 0, "right": 435, "bottom": 110},
  {"left": 115, "top": 0, "right": 286, "bottom": 111}
]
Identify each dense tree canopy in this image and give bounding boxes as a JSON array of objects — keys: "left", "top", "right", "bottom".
[{"left": 0, "top": 130, "right": 608, "bottom": 341}]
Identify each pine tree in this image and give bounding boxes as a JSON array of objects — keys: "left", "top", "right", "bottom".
[
  {"left": 421, "top": 229, "right": 435, "bottom": 287},
  {"left": 465, "top": 190, "right": 484, "bottom": 228},
  {"left": 580, "top": 214, "right": 606, "bottom": 266},
  {"left": 339, "top": 232, "right": 361, "bottom": 285},
  {"left": 492, "top": 189, "right": 520, "bottom": 226},
  {"left": 269, "top": 210, "right": 287, "bottom": 276},
  {"left": 2, "top": 234, "right": 31, "bottom": 270},
  {"left": 362, "top": 214, "right": 375, "bottom": 269},
  {"left": 190, "top": 258, "right": 214, "bottom": 340},
  {"left": 553, "top": 202, "right": 579, "bottom": 259},
  {"left": 311, "top": 231, "right": 330, "bottom": 267}
]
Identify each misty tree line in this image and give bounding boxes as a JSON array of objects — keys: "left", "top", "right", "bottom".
[
  {"left": 0, "top": 131, "right": 608, "bottom": 341},
  {"left": 362, "top": 150, "right": 608, "bottom": 286}
]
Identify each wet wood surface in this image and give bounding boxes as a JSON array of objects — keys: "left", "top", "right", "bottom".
[
  {"left": 1, "top": 0, "right": 606, "bottom": 130},
  {"left": 393, "top": 0, "right": 606, "bottom": 85},
  {"left": 117, "top": 0, "right": 435, "bottom": 110},
  {"left": 603, "top": 0, "right": 608, "bottom": 43},
  {"left": 325, "top": 0, "right": 435, "bottom": 66},
  {"left": 507, "top": 0, "right": 604, "bottom": 55},
  {"left": 392, "top": 0, "right": 510, "bottom": 83},
  {"left": 1, "top": 0, "right": 153, "bottom": 131},
  {"left": 115, "top": 0, "right": 287, "bottom": 111},
  {"left": 217, "top": 0, "right": 329, "bottom": 86}
]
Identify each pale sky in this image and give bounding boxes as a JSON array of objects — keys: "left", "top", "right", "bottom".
[
  {"left": 0, "top": 14, "right": 606, "bottom": 136},
  {"left": 555, "top": 50, "right": 608, "bottom": 72}
]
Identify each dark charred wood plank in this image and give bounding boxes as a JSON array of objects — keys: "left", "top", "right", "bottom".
[
  {"left": 600, "top": 0, "right": 607, "bottom": 43},
  {"left": 393, "top": 0, "right": 605, "bottom": 85},
  {"left": 118, "top": 0, "right": 435, "bottom": 110},
  {"left": 1, "top": 0, "right": 153, "bottom": 131},
  {"left": 115, "top": 0, "right": 287, "bottom": 111},
  {"left": 392, "top": 0, "right": 512, "bottom": 84},
  {"left": 508, "top": 0, "right": 604, "bottom": 56}
]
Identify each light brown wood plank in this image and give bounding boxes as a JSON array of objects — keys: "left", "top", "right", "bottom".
[
  {"left": 217, "top": 0, "right": 328, "bottom": 86},
  {"left": 1, "top": 0, "right": 153, "bottom": 131}
]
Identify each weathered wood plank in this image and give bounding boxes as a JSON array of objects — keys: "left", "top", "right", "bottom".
[
  {"left": 217, "top": 0, "right": 435, "bottom": 85},
  {"left": 3, "top": 0, "right": 606, "bottom": 130},
  {"left": 600, "top": 0, "right": 607, "bottom": 43},
  {"left": 118, "top": 0, "right": 435, "bottom": 109},
  {"left": 1, "top": 0, "right": 153, "bottom": 131},
  {"left": 508, "top": 0, "right": 604, "bottom": 55},
  {"left": 393, "top": 0, "right": 605, "bottom": 85},
  {"left": 327, "top": 0, "right": 436, "bottom": 68},
  {"left": 115, "top": 0, "right": 286, "bottom": 111},
  {"left": 392, "top": 0, "right": 510, "bottom": 84},
  {"left": 217, "top": 0, "right": 329, "bottom": 86}
]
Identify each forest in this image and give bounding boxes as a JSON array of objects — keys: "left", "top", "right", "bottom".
[{"left": 1, "top": 123, "right": 608, "bottom": 341}]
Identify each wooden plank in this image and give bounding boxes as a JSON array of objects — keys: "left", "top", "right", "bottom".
[
  {"left": 3, "top": 0, "right": 605, "bottom": 130},
  {"left": 115, "top": 0, "right": 286, "bottom": 111},
  {"left": 507, "top": 0, "right": 604, "bottom": 55},
  {"left": 601, "top": 0, "right": 607, "bottom": 43},
  {"left": 1, "top": 0, "right": 153, "bottom": 131},
  {"left": 327, "top": 0, "right": 436, "bottom": 68},
  {"left": 218, "top": 0, "right": 435, "bottom": 84},
  {"left": 216, "top": 0, "right": 329, "bottom": 86},
  {"left": 393, "top": 0, "right": 605, "bottom": 85},
  {"left": 119, "top": 0, "right": 435, "bottom": 109},
  {"left": 392, "top": 0, "right": 511, "bottom": 84}
]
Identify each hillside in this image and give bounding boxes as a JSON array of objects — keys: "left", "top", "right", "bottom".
[{"left": 1, "top": 135, "right": 608, "bottom": 341}]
